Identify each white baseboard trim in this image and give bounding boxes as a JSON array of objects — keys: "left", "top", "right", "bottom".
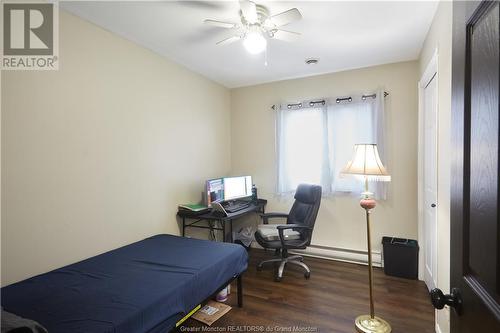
[{"left": 252, "top": 243, "right": 382, "bottom": 267}]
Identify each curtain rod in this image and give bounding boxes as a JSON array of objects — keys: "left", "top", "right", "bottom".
[{"left": 270, "top": 91, "right": 389, "bottom": 110}]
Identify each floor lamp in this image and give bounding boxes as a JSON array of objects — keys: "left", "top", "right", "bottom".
[{"left": 341, "top": 144, "right": 392, "bottom": 333}]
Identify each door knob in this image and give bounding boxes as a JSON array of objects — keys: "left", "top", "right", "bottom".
[
  {"left": 430, "top": 288, "right": 462, "bottom": 315},
  {"left": 431, "top": 203, "right": 437, "bottom": 207}
]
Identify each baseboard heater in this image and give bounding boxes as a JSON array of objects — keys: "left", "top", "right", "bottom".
[
  {"left": 250, "top": 243, "right": 383, "bottom": 267},
  {"left": 289, "top": 244, "right": 382, "bottom": 267}
]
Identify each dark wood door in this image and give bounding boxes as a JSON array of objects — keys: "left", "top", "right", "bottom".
[{"left": 435, "top": 1, "right": 500, "bottom": 332}]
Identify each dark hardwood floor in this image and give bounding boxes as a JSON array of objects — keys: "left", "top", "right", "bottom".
[{"left": 180, "top": 249, "right": 434, "bottom": 333}]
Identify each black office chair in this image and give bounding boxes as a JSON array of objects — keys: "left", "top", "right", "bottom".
[{"left": 254, "top": 184, "right": 322, "bottom": 281}]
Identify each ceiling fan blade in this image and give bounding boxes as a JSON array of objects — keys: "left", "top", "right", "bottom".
[
  {"left": 216, "top": 35, "right": 241, "bottom": 45},
  {"left": 204, "top": 19, "right": 237, "bottom": 29},
  {"left": 239, "top": 0, "right": 258, "bottom": 23},
  {"left": 272, "top": 29, "right": 301, "bottom": 42},
  {"left": 270, "top": 8, "right": 302, "bottom": 27}
]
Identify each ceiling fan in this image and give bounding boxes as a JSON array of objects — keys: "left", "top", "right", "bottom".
[{"left": 204, "top": 0, "right": 302, "bottom": 55}]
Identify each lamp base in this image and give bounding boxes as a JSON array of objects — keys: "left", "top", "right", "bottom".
[{"left": 355, "top": 315, "right": 392, "bottom": 333}]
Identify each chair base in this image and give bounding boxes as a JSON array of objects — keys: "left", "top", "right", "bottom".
[{"left": 257, "top": 254, "right": 311, "bottom": 281}]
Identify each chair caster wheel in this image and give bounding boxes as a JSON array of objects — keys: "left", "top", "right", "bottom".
[
  {"left": 304, "top": 272, "right": 310, "bottom": 279},
  {"left": 257, "top": 264, "right": 263, "bottom": 271},
  {"left": 275, "top": 276, "right": 282, "bottom": 282}
]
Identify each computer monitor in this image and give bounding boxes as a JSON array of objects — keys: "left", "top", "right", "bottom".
[
  {"left": 223, "top": 176, "right": 252, "bottom": 201},
  {"left": 206, "top": 178, "right": 224, "bottom": 207}
]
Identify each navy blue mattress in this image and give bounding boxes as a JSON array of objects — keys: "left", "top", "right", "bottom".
[{"left": 1, "top": 234, "right": 248, "bottom": 333}]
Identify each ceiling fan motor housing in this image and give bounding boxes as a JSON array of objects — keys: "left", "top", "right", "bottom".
[{"left": 240, "top": 4, "right": 270, "bottom": 26}]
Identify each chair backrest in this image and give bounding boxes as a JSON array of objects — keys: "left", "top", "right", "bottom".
[{"left": 287, "top": 184, "right": 322, "bottom": 244}]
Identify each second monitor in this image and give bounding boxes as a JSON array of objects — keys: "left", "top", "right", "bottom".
[{"left": 224, "top": 176, "right": 252, "bottom": 201}]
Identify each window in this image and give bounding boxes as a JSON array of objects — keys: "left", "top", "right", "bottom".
[{"left": 276, "top": 90, "right": 386, "bottom": 197}]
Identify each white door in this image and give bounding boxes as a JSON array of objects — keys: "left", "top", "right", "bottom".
[{"left": 423, "top": 73, "right": 438, "bottom": 291}]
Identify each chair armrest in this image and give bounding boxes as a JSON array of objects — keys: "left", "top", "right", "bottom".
[
  {"left": 276, "top": 224, "right": 312, "bottom": 231},
  {"left": 260, "top": 212, "right": 289, "bottom": 224},
  {"left": 276, "top": 224, "right": 312, "bottom": 249}
]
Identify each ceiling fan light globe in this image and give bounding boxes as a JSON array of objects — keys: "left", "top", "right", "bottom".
[{"left": 243, "top": 31, "right": 267, "bottom": 54}]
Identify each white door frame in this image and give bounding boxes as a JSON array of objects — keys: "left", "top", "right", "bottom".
[{"left": 418, "top": 50, "right": 438, "bottom": 284}]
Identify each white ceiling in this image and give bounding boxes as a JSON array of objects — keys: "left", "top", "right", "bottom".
[{"left": 61, "top": 1, "right": 439, "bottom": 88}]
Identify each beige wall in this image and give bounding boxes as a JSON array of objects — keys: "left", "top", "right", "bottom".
[
  {"left": 1, "top": 11, "right": 231, "bottom": 286},
  {"left": 418, "top": 2, "right": 453, "bottom": 333},
  {"left": 230, "top": 61, "right": 419, "bottom": 254}
]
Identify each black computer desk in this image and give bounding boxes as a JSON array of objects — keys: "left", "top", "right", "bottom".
[{"left": 177, "top": 199, "right": 267, "bottom": 243}]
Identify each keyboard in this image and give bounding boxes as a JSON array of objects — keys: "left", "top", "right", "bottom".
[{"left": 224, "top": 201, "right": 251, "bottom": 213}]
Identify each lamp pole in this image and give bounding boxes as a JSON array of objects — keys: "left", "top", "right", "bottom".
[
  {"left": 355, "top": 178, "right": 391, "bottom": 333},
  {"left": 363, "top": 177, "right": 375, "bottom": 318},
  {"left": 365, "top": 202, "right": 375, "bottom": 319}
]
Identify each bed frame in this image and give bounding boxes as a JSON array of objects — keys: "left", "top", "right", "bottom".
[{"left": 173, "top": 272, "right": 245, "bottom": 330}]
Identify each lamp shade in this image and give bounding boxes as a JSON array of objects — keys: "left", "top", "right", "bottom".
[{"left": 341, "top": 144, "right": 391, "bottom": 181}]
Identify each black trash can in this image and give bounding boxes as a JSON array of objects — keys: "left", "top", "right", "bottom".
[{"left": 382, "top": 237, "right": 419, "bottom": 279}]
